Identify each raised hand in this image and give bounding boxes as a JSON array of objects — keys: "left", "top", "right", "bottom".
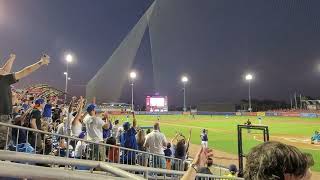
[
  {"left": 193, "top": 147, "right": 214, "bottom": 168},
  {"left": 40, "top": 54, "right": 50, "bottom": 65},
  {"left": 10, "top": 53, "right": 16, "bottom": 59}
]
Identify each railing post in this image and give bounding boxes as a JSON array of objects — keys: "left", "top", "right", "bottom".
[
  {"left": 5, "top": 127, "right": 10, "bottom": 150},
  {"left": 16, "top": 128, "right": 19, "bottom": 152}
]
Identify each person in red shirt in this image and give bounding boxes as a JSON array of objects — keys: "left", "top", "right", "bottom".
[{"left": 106, "top": 136, "right": 119, "bottom": 163}]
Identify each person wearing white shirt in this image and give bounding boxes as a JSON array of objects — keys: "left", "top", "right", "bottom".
[
  {"left": 84, "top": 104, "right": 109, "bottom": 161},
  {"left": 144, "top": 122, "right": 167, "bottom": 168},
  {"left": 71, "top": 97, "right": 86, "bottom": 137}
]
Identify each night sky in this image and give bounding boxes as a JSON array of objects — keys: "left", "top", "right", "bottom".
[{"left": 1, "top": 0, "right": 320, "bottom": 107}]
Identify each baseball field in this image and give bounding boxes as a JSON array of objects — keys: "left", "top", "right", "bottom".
[{"left": 115, "top": 114, "right": 320, "bottom": 172}]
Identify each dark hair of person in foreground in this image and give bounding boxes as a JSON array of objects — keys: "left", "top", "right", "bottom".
[{"left": 244, "top": 141, "right": 314, "bottom": 180}]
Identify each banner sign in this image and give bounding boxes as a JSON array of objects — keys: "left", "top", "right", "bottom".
[
  {"left": 278, "top": 112, "right": 300, "bottom": 117},
  {"left": 257, "top": 112, "right": 266, "bottom": 116},
  {"left": 243, "top": 112, "right": 257, "bottom": 116},
  {"left": 300, "top": 113, "right": 317, "bottom": 118}
]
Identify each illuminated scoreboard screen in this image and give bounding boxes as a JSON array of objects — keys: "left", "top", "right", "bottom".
[{"left": 146, "top": 96, "right": 168, "bottom": 112}]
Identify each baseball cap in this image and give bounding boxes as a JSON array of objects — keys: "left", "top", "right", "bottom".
[
  {"left": 86, "top": 104, "right": 96, "bottom": 113},
  {"left": 35, "top": 98, "right": 45, "bottom": 105},
  {"left": 229, "top": 164, "right": 237, "bottom": 172},
  {"left": 123, "top": 121, "right": 131, "bottom": 130}
]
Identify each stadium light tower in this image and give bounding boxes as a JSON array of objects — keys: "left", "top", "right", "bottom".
[
  {"left": 181, "top": 76, "right": 189, "bottom": 112},
  {"left": 129, "top": 71, "right": 137, "bottom": 111},
  {"left": 64, "top": 54, "right": 73, "bottom": 103},
  {"left": 245, "top": 73, "right": 253, "bottom": 112}
]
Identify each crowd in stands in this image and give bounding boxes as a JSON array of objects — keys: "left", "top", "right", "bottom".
[{"left": 0, "top": 53, "right": 315, "bottom": 179}]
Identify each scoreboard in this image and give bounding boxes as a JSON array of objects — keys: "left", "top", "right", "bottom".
[{"left": 146, "top": 96, "right": 168, "bottom": 112}]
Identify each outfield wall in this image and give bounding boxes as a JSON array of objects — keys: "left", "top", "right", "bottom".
[
  {"left": 133, "top": 111, "right": 319, "bottom": 118},
  {"left": 197, "top": 111, "right": 319, "bottom": 118}
]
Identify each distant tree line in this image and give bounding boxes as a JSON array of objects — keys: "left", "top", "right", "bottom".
[{"left": 237, "top": 99, "right": 290, "bottom": 112}]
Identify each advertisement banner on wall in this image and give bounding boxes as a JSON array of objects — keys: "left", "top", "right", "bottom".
[
  {"left": 265, "top": 112, "right": 278, "bottom": 116},
  {"left": 300, "top": 113, "right": 317, "bottom": 118},
  {"left": 236, "top": 112, "right": 242, "bottom": 116},
  {"left": 257, "top": 112, "right": 266, "bottom": 116},
  {"left": 278, "top": 112, "right": 300, "bottom": 117},
  {"left": 243, "top": 112, "right": 257, "bottom": 116}
]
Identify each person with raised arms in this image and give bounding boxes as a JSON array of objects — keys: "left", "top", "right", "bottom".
[{"left": 0, "top": 54, "right": 50, "bottom": 149}]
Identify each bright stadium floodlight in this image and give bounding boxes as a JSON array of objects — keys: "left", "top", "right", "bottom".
[
  {"left": 68, "top": 77, "right": 71, "bottom": 80},
  {"left": 65, "top": 54, "right": 73, "bottom": 63},
  {"left": 129, "top": 71, "right": 137, "bottom": 111},
  {"left": 130, "top": 71, "right": 137, "bottom": 80},
  {"left": 63, "top": 72, "right": 67, "bottom": 75},
  {"left": 245, "top": 73, "right": 253, "bottom": 112},
  {"left": 181, "top": 76, "right": 188, "bottom": 83},
  {"left": 181, "top": 75, "right": 189, "bottom": 112},
  {"left": 245, "top": 74, "right": 253, "bottom": 81}
]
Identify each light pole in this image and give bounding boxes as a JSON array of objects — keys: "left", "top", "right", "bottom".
[
  {"left": 129, "top": 71, "right": 137, "bottom": 111},
  {"left": 181, "top": 76, "right": 188, "bottom": 112},
  {"left": 245, "top": 73, "right": 253, "bottom": 112},
  {"left": 64, "top": 54, "right": 73, "bottom": 103}
]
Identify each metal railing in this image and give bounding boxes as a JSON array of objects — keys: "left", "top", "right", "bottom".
[
  {"left": 0, "top": 122, "right": 184, "bottom": 170},
  {"left": 0, "top": 150, "right": 243, "bottom": 180}
]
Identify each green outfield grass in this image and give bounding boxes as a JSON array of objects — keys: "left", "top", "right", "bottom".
[{"left": 114, "top": 114, "right": 320, "bottom": 171}]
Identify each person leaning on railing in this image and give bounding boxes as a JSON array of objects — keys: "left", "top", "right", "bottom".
[{"left": 0, "top": 53, "right": 50, "bottom": 149}]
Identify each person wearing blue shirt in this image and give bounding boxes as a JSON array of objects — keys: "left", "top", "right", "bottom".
[
  {"left": 42, "top": 100, "right": 52, "bottom": 123},
  {"left": 120, "top": 112, "right": 138, "bottom": 165},
  {"left": 102, "top": 113, "right": 113, "bottom": 140}
]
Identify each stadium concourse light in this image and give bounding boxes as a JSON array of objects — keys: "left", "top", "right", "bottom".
[
  {"left": 181, "top": 75, "right": 189, "bottom": 112},
  {"left": 129, "top": 71, "right": 137, "bottom": 111},
  {"left": 64, "top": 53, "right": 73, "bottom": 104},
  {"left": 245, "top": 73, "right": 253, "bottom": 112}
]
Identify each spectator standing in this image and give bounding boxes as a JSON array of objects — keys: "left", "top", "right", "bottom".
[
  {"left": 106, "top": 136, "right": 119, "bottom": 163},
  {"left": 102, "top": 112, "right": 113, "bottom": 141},
  {"left": 42, "top": 99, "right": 52, "bottom": 123},
  {"left": 52, "top": 105, "right": 62, "bottom": 123},
  {"left": 144, "top": 122, "right": 167, "bottom": 168},
  {"left": 120, "top": 112, "right": 138, "bottom": 165},
  {"left": 71, "top": 97, "right": 86, "bottom": 137},
  {"left": 112, "top": 119, "right": 120, "bottom": 138},
  {"left": 164, "top": 143, "right": 172, "bottom": 169},
  {"left": 74, "top": 132, "right": 87, "bottom": 159},
  {"left": 0, "top": 54, "right": 50, "bottom": 149},
  {"left": 136, "top": 129, "right": 146, "bottom": 166},
  {"left": 83, "top": 104, "right": 109, "bottom": 161},
  {"left": 29, "top": 98, "right": 45, "bottom": 151},
  {"left": 171, "top": 129, "right": 192, "bottom": 170}
]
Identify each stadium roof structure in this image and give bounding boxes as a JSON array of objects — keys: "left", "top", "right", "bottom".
[
  {"left": 25, "top": 84, "right": 65, "bottom": 99},
  {"left": 86, "top": 1, "right": 157, "bottom": 103}
]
